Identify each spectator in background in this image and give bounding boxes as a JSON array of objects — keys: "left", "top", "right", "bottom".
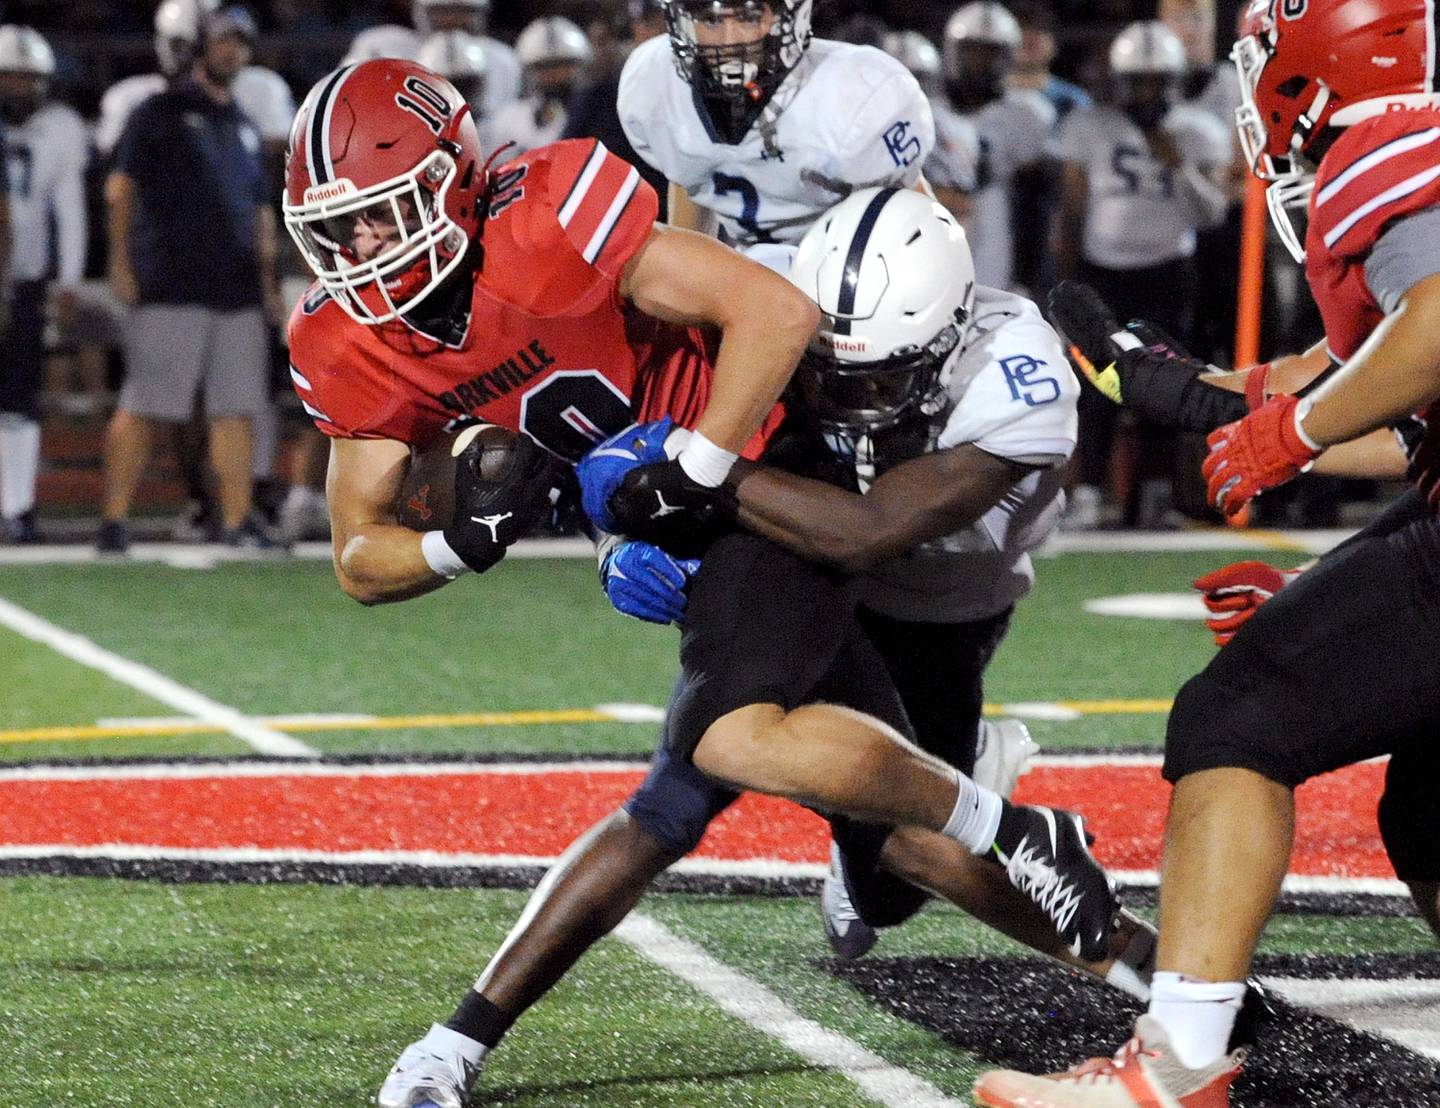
[
  {"left": 97, "top": 5, "right": 282, "bottom": 554},
  {"left": 935, "top": 1, "right": 1053, "bottom": 291},
  {"left": 485, "top": 16, "right": 592, "bottom": 155},
  {"left": 0, "top": 25, "right": 86, "bottom": 544},
  {"left": 561, "top": 0, "right": 668, "bottom": 211},
  {"left": 1010, "top": 3, "right": 1088, "bottom": 123},
  {"left": 1053, "top": 20, "right": 1229, "bottom": 527}
]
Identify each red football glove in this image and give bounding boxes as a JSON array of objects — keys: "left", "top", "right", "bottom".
[
  {"left": 1192, "top": 560, "right": 1299, "bottom": 646},
  {"left": 1203, "top": 395, "right": 1321, "bottom": 517}
]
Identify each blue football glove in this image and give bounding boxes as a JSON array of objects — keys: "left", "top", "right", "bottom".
[
  {"left": 578, "top": 418, "right": 677, "bottom": 533},
  {"left": 601, "top": 539, "right": 701, "bottom": 625}
]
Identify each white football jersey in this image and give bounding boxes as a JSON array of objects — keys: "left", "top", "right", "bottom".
[
  {"left": 483, "top": 96, "right": 566, "bottom": 156},
  {"left": 619, "top": 36, "right": 934, "bottom": 246},
  {"left": 930, "top": 90, "right": 1054, "bottom": 290},
  {"left": 97, "top": 72, "right": 166, "bottom": 155},
  {"left": 233, "top": 66, "right": 296, "bottom": 142},
  {"left": 860, "top": 285, "right": 1078, "bottom": 622},
  {"left": 4, "top": 102, "right": 89, "bottom": 285},
  {"left": 1053, "top": 102, "right": 1231, "bottom": 269}
]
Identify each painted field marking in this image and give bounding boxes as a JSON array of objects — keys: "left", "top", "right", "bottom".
[
  {"left": 0, "top": 699, "right": 1177, "bottom": 746},
  {"left": 615, "top": 913, "right": 968, "bottom": 1108},
  {"left": 0, "top": 597, "right": 316, "bottom": 757},
  {"left": 0, "top": 756, "right": 1399, "bottom": 889},
  {"left": 1263, "top": 978, "right": 1440, "bottom": 1061}
]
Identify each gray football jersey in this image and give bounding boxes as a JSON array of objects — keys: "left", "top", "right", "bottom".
[
  {"left": 860, "top": 286, "right": 1078, "bottom": 622},
  {"left": 1053, "top": 102, "right": 1230, "bottom": 268}
]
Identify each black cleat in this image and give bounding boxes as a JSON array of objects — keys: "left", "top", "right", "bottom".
[
  {"left": 95, "top": 520, "right": 130, "bottom": 556},
  {"left": 992, "top": 804, "right": 1118, "bottom": 963}
]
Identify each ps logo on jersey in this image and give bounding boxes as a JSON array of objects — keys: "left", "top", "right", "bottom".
[
  {"left": 883, "top": 122, "right": 922, "bottom": 169},
  {"left": 471, "top": 512, "right": 513, "bottom": 542},
  {"left": 1000, "top": 355, "right": 1062, "bottom": 408},
  {"left": 396, "top": 76, "right": 454, "bottom": 136}
]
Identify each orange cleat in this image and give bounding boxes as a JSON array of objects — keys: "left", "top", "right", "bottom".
[{"left": 972, "top": 1015, "right": 1243, "bottom": 1108}]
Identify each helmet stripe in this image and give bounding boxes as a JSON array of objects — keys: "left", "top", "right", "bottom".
[
  {"left": 833, "top": 187, "right": 900, "bottom": 336},
  {"left": 307, "top": 63, "right": 356, "bottom": 187}
]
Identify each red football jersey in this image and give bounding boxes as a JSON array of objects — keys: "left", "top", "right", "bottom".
[
  {"left": 1305, "top": 108, "right": 1440, "bottom": 363},
  {"left": 287, "top": 138, "right": 782, "bottom": 461}
]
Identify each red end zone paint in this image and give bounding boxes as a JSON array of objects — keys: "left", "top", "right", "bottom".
[{"left": 0, "top": 761, "right": 1391, "bottom": 877}]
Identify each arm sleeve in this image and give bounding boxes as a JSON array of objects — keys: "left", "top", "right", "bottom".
[
  {"left": 937, "top": 315, "right": 1080, "bottom": 465},
  {"left": 836, "top": 70, "right": 936, "bottom": 188},
  {"left": 52, "top": 118, "right": 89, "bottom": 286},
  {"left": 1364, "top": 207, "right": 1440, "bottom": 312},
  {"left": 550, "top": 139, "right": 660, "bottom": 281}
]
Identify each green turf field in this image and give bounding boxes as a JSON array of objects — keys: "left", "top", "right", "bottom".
[{"left": 3, "top": 542, "right": 1436, "bottom": 1106}]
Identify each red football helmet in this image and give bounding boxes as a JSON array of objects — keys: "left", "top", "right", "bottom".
[
  {"left": 1232, "top": 0, "right": 1439, "bottom": 260},
  {"left": 284, "top": 59, "right": 487, "bottom": 325}
]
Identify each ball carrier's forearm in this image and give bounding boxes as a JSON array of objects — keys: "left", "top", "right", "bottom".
[
  {"left": 332, "top": 523, "right": 452, "bottom": 606},
  {"left": 620, "top": 224, "right": 820, "bottom": 458}
]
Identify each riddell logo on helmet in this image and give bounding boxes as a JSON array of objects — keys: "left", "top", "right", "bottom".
[
  {"left": 818, "top": 333, "right": 871, "bottom": 354},
  {"left": 303, "top": 179, "right": 358, "bottom": 204}
]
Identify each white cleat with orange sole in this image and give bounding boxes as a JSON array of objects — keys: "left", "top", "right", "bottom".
[{"left": 972, "top": 1015, "right": 1243, "bottom": 1108}]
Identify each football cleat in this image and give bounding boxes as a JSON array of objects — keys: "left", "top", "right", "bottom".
[
  {"left": 377, "top": 1026, "right": 485, "bottom": 1108},
  {"left": 821, "top": 841, "right": 878, "bottom": 960},
  {"left": 992, "top": 805, "right": 1116, "bottom": 963},
  {"left": 972, "top": 719, "right": 1040, "bottom": 799},
  {"left": 972, "top": 1014, "right": 1244, "bottom": 1107}
]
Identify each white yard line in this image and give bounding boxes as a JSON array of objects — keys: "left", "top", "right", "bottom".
[
  {"left": 1262, "top": 977, "right": 1440, "bottom": 1060},
  {"left": 614, "top": 912, "right": 968, "bottom": 1108},
  {"left": 0, "top": 597, "right": 316, "bottom": 758},
  {"left": 0, "top": 841, "right": 1406, "bottom": 896}
]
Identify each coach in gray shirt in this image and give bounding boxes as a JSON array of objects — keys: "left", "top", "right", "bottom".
[{"left": 97, "top": 6, "right": 281, "bottom": 554}]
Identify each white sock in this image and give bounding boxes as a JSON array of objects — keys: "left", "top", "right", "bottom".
[
  {"left": 1149, "top": 971, "right": 1245, "bottom": 1068},
  {"left": 940, "top": 769, "right": 1003, "bottom": 855},
  {"left": 1105, "top": 918, "right": 1157, "bottom": 1002},
  {"left": 0, "top": 416, "right": 40, "bottom": 518},
  {"left": 419, "top": 1022, "right": 488, "bottom": 1066}
]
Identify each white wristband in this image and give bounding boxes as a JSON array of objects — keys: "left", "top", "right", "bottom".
[
  {"left": 421, "top": 530, "right": 472, "bottom": 580},
  {"left": 676, "top": 431, "right": 739, "bottom": 488}
]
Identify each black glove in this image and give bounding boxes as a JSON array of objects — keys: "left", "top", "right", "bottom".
[
  {"left": 607, "top": 459, "right": 735, "bottom": 559},
  {"left": 442, "top": 434, "right": 564, "bottom": 572},
  {"left": 1048, "top": 281, "right": 1236, "bottom": 432}
]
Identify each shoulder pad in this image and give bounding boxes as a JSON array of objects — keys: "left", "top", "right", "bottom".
[{"left": 1310, "top": 108, "right": 1440, "bottom": 259}]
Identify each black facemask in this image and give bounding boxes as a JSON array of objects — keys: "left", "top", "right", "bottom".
[
  {"left": 1123, "top": 98, "right": 1171, "bottom": 131},
  {"left": 944, "top": 73, "right": 1004, "bottom": 111},
  {"left": 0, "top": 93, "right": 41, "bottom": 125}
]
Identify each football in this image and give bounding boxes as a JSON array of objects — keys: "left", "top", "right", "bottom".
[{"left": 397, "top": 423, "right": 522, "bottom": 531}]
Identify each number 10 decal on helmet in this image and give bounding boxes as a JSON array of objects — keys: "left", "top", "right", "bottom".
[{"left": 282, "top": 60, "right": 487, "bottom": 325}]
